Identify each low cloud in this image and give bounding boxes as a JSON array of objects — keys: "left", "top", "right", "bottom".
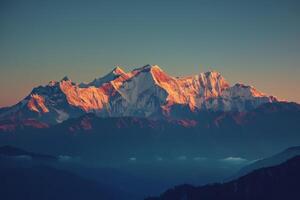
[
  {"left": 220, "top": 157, "right": 249, "bottom": 164},
  {"left": 129, "top": 157, "right": 136, "bottom": 161},
  {"left": 58, "top": 155, "right": 80, "bottom": 162},
  {"left": 156, "top": 156, "right": 163, "bottom": 161},
  {"left": 12, "top": 155, "right": 32, "bottom": 161}
]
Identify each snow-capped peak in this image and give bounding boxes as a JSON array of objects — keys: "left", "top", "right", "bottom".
[
  {"left": 132, "top": 64, "right": 162, "bottom": 72},
  {"left": 1, "top": 65, "right": 279, "bottom": 124},
  {"left": 229, "top": 83, "right": 266, "bottom": 98},
  {"left": 48, "top": 80, "right": 58, "bottom": 87},
  {"left": 61, "top": 76, "right": 71, "bottom": 82},
  {"left": 80, "top": 66, "right": 126, "bottom": 88},
  {"left": 111, "top": 66, "right": 125, "bottom": 75},
  {"left": 142, "top": 64, "right": 161, "bottom": 70}
]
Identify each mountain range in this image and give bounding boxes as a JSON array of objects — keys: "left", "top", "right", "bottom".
[
  {"left": 0, "top": 65, "right": 299, "bottom": 161},
  {"left": 0, "top": 65, "right": 278, "bottom": 127},
  {"left": 1, "top": 65, "right": 300, "bottom": 200}
]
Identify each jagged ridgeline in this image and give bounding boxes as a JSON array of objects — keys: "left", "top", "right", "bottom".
[{"left": 0, "top": 65, "right": 277, "bottom": 125}]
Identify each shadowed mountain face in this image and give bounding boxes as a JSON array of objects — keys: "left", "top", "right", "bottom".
[
  {"left": 1, "top": 102, "right": 299, "bottom": 161},
  {"left": 147, "top": 156, "right": 300, "bottom": 200}
]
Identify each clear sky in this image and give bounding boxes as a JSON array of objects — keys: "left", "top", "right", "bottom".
[{"left": 0, "top": 0, "right": 299, "bottom": 107}]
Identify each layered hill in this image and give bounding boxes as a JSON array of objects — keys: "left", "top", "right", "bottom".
[
  {"left": 147, "top": 156, "right": 300, "bottom": 200},
  {"left": 0, "top": 146, "right": 133, "bottom": 200},
  {"left": 229, "top": 146, "right": 300, "bottom": 180}
]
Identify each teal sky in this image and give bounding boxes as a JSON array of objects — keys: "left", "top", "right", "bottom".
[{"left": 0, "top": 0, "right": 299, "bottom": 107}]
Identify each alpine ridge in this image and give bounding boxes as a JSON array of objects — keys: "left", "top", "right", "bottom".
[{"left": 0, "top": 65, "right": 277, "bottom": 125}]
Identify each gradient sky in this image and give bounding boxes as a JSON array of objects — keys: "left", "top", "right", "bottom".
[{"left": 0, "top": 0, "right": 299, "bottom": 107}]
